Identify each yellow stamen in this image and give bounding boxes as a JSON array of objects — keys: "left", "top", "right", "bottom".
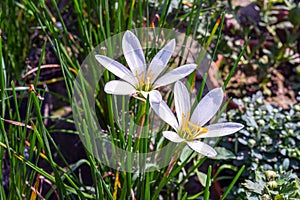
[
  {"left": 146, "top": 69, "right": 155, "bottom": 80},
  {"left": 180, "top": 111, "right": 208, "bottom": 140},
  {"left": 141, "top": 72, "right": 145, "bottom": 83},
  {"left": 135, "top": 69, "right": 155, "bottom": 91},
  {"left": 188, "top": 122, "right": 208, "bottom": 132},
  {"left": 145, "top": 77, "right": 151, "bottom": 91},
  {"left": 181, "top": 111, "right": 193, "bottom": 136},
  {"left": 135, "top": 70, "right": 142, "bottom": 88}
]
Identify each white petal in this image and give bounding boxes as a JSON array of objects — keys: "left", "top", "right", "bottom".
[
  {"left": 148, "top": 39, "right": 175, "bottom": 81},
  {"left": 104, "top": 80, "right": 137, "bottom": 95},
  {"left": 174, "top": 81, "right": 191, "bottom": 127},
  {"left": 122, "top": 31, "right": 146, "bottom": 76},
  {"left": 196, "top": 122, "right": 244, "bottom": 138},
  {"left": 95, "top": 55, "right": 137, "bottom": 84},
  {"left": 149, "top": 90, "right": 179, "bottom": 130},
  {"left": 190, "top": 87, "right": 224, "bottom": 126},
  {"left": 153, "top": 64, "right": 197, "bottom": 88},
  {"left": 140, "top": 91, "right": 150, "bottom": 98},
  {"left": 187, "top": 140, "right": 217, "bottom": 157},
  {"left": 148, "top": 90, "right": 162, "bottom": 102},
  {"left": 162, "top": 131, "right": 184, "bottom": 143}
]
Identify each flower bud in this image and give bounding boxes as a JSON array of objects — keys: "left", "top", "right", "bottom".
[
  {"left": 265, "top": 170, "right": 277, "bottom": 179},
  {"left": 262, "top": 194, "right": 271, "bottom": 200},
  {"left": 257, "top": 119, "right": 265, "bottom": 126},
  {"left": 267, "top": 181, "right": 277, "bottom": 188},
  {"left": 256, "top": 98, "right": 263, "bottom": 104},
  {"left": 248, "top": 139, "right": 256, "bottom": 147},
  {"left": 288, "top": 129, "right": 294, "bottom": 135},
  {"left": 294, "top": 105, "right": 300, "bottom": 111}
]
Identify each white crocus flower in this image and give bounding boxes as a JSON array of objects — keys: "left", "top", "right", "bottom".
[
  {"left": 95, "top": 31, "right": 197, "bottom": 97},
  {"left": 149, "top": 81, "right": 244, "bottom": 157}
]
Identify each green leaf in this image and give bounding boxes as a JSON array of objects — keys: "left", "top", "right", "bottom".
[
  {"left": 180, "top": 145, "right": 196, "bottom": 162},
  {"left": 274, "top": 194, "right": 284, "bottom": 200},
  {"left": 212, "top": 147, "right": 236, "bottom": 160},
  {"left": 196, "top": 171, "right": 208, "bottom": 187},
  {"left": 282, "top": 158, "right": 290, "bottom": 170},
  {"left": 242, "top": 180, "right": 265, "bottom": 194}
]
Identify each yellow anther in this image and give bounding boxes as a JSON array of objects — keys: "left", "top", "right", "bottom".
[
  {"left": 146, "top": 69, "right": 152, "bottom": 77},
  {"left": 181, "top": 113, "right": 185, "bottom": 126},
  {"left": 188, "top": 122, "right": 207, "bottom": 132},
  {"left": 180, "top": 111, "right": 208, "bottom": 139},
  {"left": 141, "top": 72, "right": 145, "bottom": 82},
  {"left": 134, "top": 69, "right": 156, "bottom": 91},
  {"left": 135, "top": 71, "right": 142, "bottom": 84},
  {"left": 146, "top": 69, "right": 155, "bottom": 80},
  {"left": 192, "top": 126, "right": 208, "bottom": 138},
  {"left": 145, "top": 77, "right": 150, "bottom": 91},
  {"left": 181, "top": 112, "right": 193, "bottom": 136}
]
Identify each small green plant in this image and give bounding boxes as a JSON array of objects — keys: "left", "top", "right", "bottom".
[
  {"left": 219, "top": 91, "right": 300, "bottom": 198},
  {"left": 242, "top": 170, "right": 300, "bottom": 199}
]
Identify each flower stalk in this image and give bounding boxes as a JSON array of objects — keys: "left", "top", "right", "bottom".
[{"left": 164, "top": 142, "right": 185, "bottom": 177}]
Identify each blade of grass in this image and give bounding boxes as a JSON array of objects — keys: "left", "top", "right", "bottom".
[
  {"left": 152, "top": 146, "right": 201, "bottom": 200},
  {"left": 127, "top": 0, "right": 135, "bottom": 30},
  {"left": 0, "top": 21, "right": 7, "bottom": 199},
  {"left": 31, "top": 93, "right": 69, "bottom": 199},
  {"left": 1, "top": 56, "right": 5, "bottom": 87},
  {"left": 127, "top": 114, "right": 135, "bottom": 193},
  {"left": 212, "top": 164, "right": 238, "bottom": 181},
  {"left": 204, "top": 165, "right": 212, "bottom": 200},
  {"left": 220, "top": 165, "right": 245, "bottom": 200},
  {"left": 33, "top": 39, "right": 47, "bottom": 86},
  {"left": 0, "top": 140, "right": 94, "bottom": 199},
  {"left": 89, "top": 154, "right": 114, "bottom": 200},
  {"left": 157, "top": 0, "right": 172, "bottom": 28},
  {"left": 0, "top": 29, "right": 5, "bottom": 116},
  {"left": 223, "top": 39, "right": 249, "bottom": 89}
]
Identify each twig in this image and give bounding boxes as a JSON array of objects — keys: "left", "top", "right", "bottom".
[{"left": 22, "top": 64, "right": 77, "bottom": 78}]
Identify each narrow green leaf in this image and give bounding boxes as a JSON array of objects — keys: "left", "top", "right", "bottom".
[
  {"left": 204, "top": 165, "right": 212, "bottom": 200},
  {"left": 220, "top": 165, "right": 245, "bottom": 200}
]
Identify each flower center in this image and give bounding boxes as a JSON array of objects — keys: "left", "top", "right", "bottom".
[
  {"left": 180, "top": 111, "right": 208, "bottom": 141},
  {"left": 135, "top": 69, "right": 155, "bottom": 92}
]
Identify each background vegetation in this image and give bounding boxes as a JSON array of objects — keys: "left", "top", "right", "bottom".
[{"left": 0, "top": 0, "right": 299, "bottom": 199}]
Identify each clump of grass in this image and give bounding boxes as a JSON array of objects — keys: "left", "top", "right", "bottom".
[{"left": 0, "top": 1, "right": 245, "bottom": 199}]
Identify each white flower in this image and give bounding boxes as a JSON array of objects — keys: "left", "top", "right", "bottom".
[
  {"left": 95, "top": 31, "right": 197, "bottom": 97},
  {"left": 149, "top": 81, "right": 244, "bottom": 157}
]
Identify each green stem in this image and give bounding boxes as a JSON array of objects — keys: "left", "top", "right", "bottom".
[
  {"left": 152, "top": 143, "right": 185, "bottom": 200},
  {"left": 204, "top": 165, "right": 212, "bottom": 200},
  {"left": 220, "top": 165, "right": 245, "bottom": 200}
]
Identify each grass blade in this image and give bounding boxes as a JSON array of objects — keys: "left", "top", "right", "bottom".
[
  {"left": 220, "top": 165, "right": 245, "bottom": 200},
  {"left": 204, "top": 165, "right": 212, "bottom": 200}
]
